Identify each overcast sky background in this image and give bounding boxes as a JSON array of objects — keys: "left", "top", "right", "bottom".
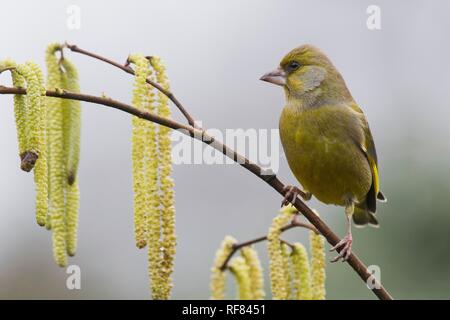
[{"left": 0, "top": 0, "right": 449, "bottom": 299}]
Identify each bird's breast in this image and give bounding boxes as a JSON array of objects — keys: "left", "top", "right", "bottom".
[{"left": 279, "top": 104, "right": 371, "bottom": 206}]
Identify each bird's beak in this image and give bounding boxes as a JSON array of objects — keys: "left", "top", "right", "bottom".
[{"left": 260, "top": 67, "right": 286, "bottom": 86}]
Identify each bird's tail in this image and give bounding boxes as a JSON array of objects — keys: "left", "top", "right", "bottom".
[{"left": 352, "top": 205, "right": 379, "bottom": 228}]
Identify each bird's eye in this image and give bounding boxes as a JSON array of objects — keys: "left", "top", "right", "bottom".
[{"left": 288, "top": 61, "right": 300, "bottom": 72}]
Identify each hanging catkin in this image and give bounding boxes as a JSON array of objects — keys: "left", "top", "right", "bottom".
[
  {"left": 151, "top": 56, "right": 176, "bottom": 300},
  {"left": 11, "top": 67, "right": 28, "bottom": 158},
  {"left": 0, "top": 60, "right": 27, "bottom": 162},
  {"left": 240, "top": 246, "right": 265, "bottom": 299},
  {"left": 45, "top": 45, "right": 67, "bottom": 267},
  {"left": 129, "top": 54, "right": 152, "bottom": 250},
  {"left": 281, "top": 242, "right": 293, "bottom": 299},
  {"left": 210, "top": 236, "right": 237, "bottom": 300},
  {"left": 0, "top": 59, "right": 48, "bottom": 228},
  {"left": 129, "top": 54, "right": 169, "bottom": 299},
  {"left": 229, "top": 257, "right": 252, "bottom": 300},
  {"left": 60, "top": 57, "right": 81, "bottom": 257},
  {"left": 13, "top": 62, "right": 49, "bottom": 231},
  {"left": 129, "top": 54, "right": 177, "bottom": 299},
  {"left": 292, "top": 242, "right": 312, "bottom": 300},
  {"left": 267, "top": 205, "right": 296, "bottom": 299},
  {"left": 310, "top": 229, "right": 326, "bottom": 299}
]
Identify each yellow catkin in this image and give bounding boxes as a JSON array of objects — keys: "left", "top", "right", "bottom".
[
  {"left": 12, "top": 71, "right": 29, "bottom": 159},
  {"left": 267, "top": 205, "right": 296, "bottom": 299},
  {"left": 15, "top": 62, "right": 49, "bottom": 228},
  {"left": 310, "top": 230, "right": 326, "bottom": 300},
  {"left": 129, "top": 54, "right": 170, "bottom": 299},
  {"left": 60, "top": 58, "right": 81, "bottom": 184},
  {"left": 0, "top": 59, "right": 28, "bottom": 161},
  {"left": 44, "top": 49, "right": 67, "bottom": 267},
  {"left": 29, "top": 63, "right": 49, "bottom": 230},
  {"left": 210, "top": 236, "right": 237, "bottom": 300},
  {"left": 151, "top": 56, "right": 176, "bottom": 299},
  {"left": 60, "top": 58, "right": 82, "bottom": 257},
  {"left": 129, "top": 54, "right": 151, "bottom": 250},
  {"left": 65, "top": 183, "right": 79, "bottom": 256},
  {"left": 143, "top": 72, "right": 163, "bottom": 299},
  {"left": 16, "top": 63, "right": 46, "bottom": 157},
  {"left": 292, "top": 243, "right": 312, "bottom": 300},
  {"left": 229, "top": 257, "right": 252, "bottom": 300},
  {"left": 281, "top": 243, "right": 293, "bottom": 299},
  {"left": 45, "top": 44, "right": 63, "bottom": 230},
  {"left": 240, "top": 246, "right": 265, "bottom": 299}
]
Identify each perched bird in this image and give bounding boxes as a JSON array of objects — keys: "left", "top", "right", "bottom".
[{"left": 260, "top": 45, "right": 386, "bottom": 262}]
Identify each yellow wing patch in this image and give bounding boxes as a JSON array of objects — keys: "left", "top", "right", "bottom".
[{"left": 369, "top": 157, "right": 380, "bottom": 196}]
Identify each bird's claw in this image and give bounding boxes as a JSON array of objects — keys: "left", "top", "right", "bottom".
[
  {"left": 330, "top": 234, "right": 353, "bottom": 262},
  {"left": 281, "top": 186, "right": 310, "bottom": 207}
]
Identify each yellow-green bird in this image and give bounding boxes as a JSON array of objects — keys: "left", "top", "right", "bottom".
[{"left": 261, "top": 45, "right": 386, "bottom": 262}]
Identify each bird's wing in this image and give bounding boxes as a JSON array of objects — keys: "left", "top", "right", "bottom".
[{"left": 349, "top": 103, "right": 384, "bottom": 212}]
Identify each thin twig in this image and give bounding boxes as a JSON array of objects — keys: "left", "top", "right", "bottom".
[
  {"left": 0, "top": 81, "right": 393, "bottom": 300},
  {"left": 0, "top": 67, "right": 16, "bottom": 75},
  {"left": 219, "top": 219, "right": 318, "bottom": 271},
  {"left": 63, "top": 43, "right": 196, "bottom": 127},
  {"left": 280, "top": 239, "right": 294, "bottom": 249}
]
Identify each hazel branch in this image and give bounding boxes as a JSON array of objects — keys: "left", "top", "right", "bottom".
[
  {"left": 0, "top": 73, "right": 393, "bottom": 300},
  {"left": 63, "top": 43, "right": 196, "bottom": 127}
]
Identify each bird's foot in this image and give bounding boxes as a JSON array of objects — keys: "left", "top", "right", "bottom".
[
  {"left": 330, "top": 234, "right": 353, "bottom": 262},
  {"left": 281, "top": 185, "right": 311, "bottom": 207}
]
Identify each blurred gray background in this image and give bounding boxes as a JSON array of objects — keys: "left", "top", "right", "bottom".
[{"left": 0, "top": 0, "right": 449, "bottom": 299}]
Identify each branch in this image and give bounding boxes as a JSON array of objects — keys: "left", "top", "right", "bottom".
[
  {"left": 219, "top": 217, "right": 318, "bottom": 271},
  {"left": 0, "top": 71, "right": 393, "bottom": 300},
  {"left": 63, "top": 43, "right": 196, "bottom": 127}
]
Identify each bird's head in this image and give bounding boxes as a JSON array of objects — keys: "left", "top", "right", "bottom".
[{"left": 260, "top": 45, "right": 349, "bottom": 103}]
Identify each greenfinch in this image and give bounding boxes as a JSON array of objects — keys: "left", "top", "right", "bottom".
[{"left": 261, "top": 45, "right": 386, "bottom": 262}]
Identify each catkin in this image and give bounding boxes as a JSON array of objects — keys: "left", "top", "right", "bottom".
[
  {"left": 210, "top": 236, "right": 237, "bottom": 300},
  {"left": 60, "top": 58, "right": 81, "bottom": 257},
  {"left": 29, "top": 63, "right": 49, "bottom": 230},
  {"left": 129, "top": 54, "right": 177, "bottom": 299},
  {"left": 129, "top": 54, "right": 171, "bottom": 299},
  {"left": 142, "top": 71, "right": 163, "bottom": 299},
  {"left": 45, "top": 43, "right": 63, "bottom": 231},
  {"left": 0, "top": 59, "right": 27, "bottom": 160},
  {"left": 267, "top": 205, "right": 296, "bottom": 299},
  {"left": 240, "top": 246, "right": 265, "bottom": 299},
  {"left": 43, "top": 44, "right": 83, "bottom": 263},
  {"left": 151, "top": 56, "right": 176, "bottom": 300},
  {"left": 310, "top": 230, "right": 326, "bottom": 300},
  {"left": 14, "top": 62, "right": 49, "bottom": 228},
  {"left": 11, "top": 69, "right": 28, "bottom": 157},
  {"left": 60, "top": 58, "right": 81, "bottom": 185},
  {"left": 1, "top": 60, "right": 48, "bottom": 226},
  {"left": 229, "top": 257, "right": 252, "bottom": 300},
  {"left": 292, "top": 242, "right": 312, "bottom": 300},
  {"left": 281, "top": 243, "right": 293, "bottom": 299},
  {"left": 15, "top": 63, "right": 46, "bottom": 163},
  {"left": 129, "top": 54, "right": 151, "bottom": 250},
  {"left": 44, "top": 48, "right": 67, "bottom": 267},
  {"left": 65, "top": 183, "right": 79, "bottom": 257}
]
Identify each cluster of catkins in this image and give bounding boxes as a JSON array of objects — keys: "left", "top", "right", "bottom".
[
  {"left": 268, "top": 205, "right": 326, "bottom": 300},
  {"left": 210, "top": 236, "right": 265, "bottom": 300},
  {"left": 129, "top": 54, "right": 176, "bottom": 300},
  {"left": 0, "top": 43, "right": 81, "bottom": 267},
  {"left": 210, "top": 205, "right": 326, "bottom": 300}
]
